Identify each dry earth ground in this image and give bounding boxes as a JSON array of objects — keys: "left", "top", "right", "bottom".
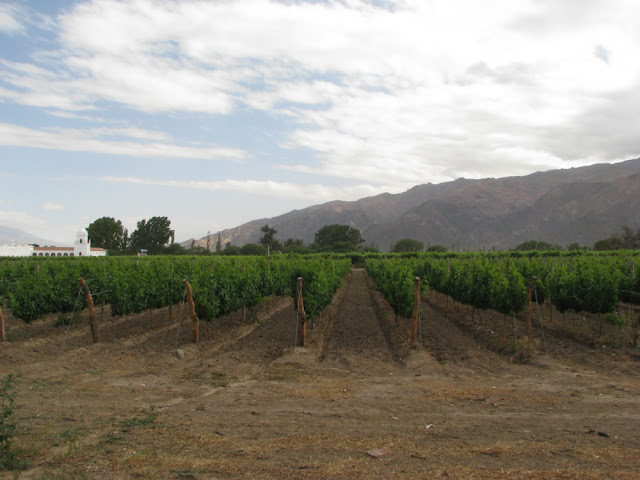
[{"left": 0, "top": 269, "right": 639, "bottom": 479}]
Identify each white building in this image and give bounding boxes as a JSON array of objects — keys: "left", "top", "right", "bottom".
[
  {"left": 0, "top": 241, "right": 34, "bottom": 257},
  {"left": 0, "top": 228, "right": 107, "bottom": 257}
]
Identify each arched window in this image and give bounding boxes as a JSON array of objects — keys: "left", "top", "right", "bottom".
[
  {"left": 45, "top": 253, "right": 49, "bottom": 256},
  {"left": 32, "top": 253, "right": 37, "bottom": 256},
  {"left": 70, "top": 253, "right": 74, "bottom": 256},
  {"left": 78, "top": 252, "right": 82, "bottom": 256},
  {"left": 57, "top": 253, "right": 62, "bottom": 256},
  {"left": 79, "top": 239, "right": 83, "bottom": 243},
  {"left": 64, "top": 253, "right": 68, "bottom": 256},
  {"left": 38, "top": 253, "right": 43, "bottom": 256}
]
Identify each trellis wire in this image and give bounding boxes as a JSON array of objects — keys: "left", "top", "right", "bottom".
[{"left": 62, "top": 287, "right": 84, "bottom": 352}]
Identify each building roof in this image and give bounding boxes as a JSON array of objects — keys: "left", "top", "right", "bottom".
[{"left": 34, "top": 246, "right": 74, "bottom": 251}]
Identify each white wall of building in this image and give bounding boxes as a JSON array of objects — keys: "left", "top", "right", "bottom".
[
  {"left": 0, "top": 242, "right": 34, "bottom": 257},
  {"left": 0, "top": 228, "right": 106, "bottom": 257}
]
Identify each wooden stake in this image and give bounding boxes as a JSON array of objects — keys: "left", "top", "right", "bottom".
[
  {"left": 0, "top": 306, "right": 6, "bottom": 342},
  {"left": 296, "top": 277, "right": 307, "bottom": 346},
  {"left": 78, "top": 277, "right": 99, "bottom": 343},
  {"left": 410, "top": 277, "right": 421, "bottom": 349},
  {"left": 525, "top": 276, "right": 537, "bottom": 344},
  {"left": 182, "top": 279, "right": 199, "bottom": 344}
]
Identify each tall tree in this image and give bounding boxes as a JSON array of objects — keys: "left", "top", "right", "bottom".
[
  {"left": 87, "top": 217, "right": 126, "bottom": 251},
  {"left": 259, "top": 225, "right": 281, "bottom": 251},
  {"left": 215, "top": 233, "right": 222, "bottom": 253},
  {"left": 129, "top": 216, "right": 175, "bottom": 254}
]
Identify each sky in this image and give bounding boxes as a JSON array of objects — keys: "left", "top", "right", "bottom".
[{"left": 1, "top": 0, "right": 639, "bottom": 244}]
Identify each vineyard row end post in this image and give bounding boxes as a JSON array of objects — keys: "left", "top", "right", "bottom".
[
  {"left": 297, "top": 277, "right": 307, "bottom": 347},
  {"left": 78, "top": 277, "right": 100, "bottom": 344},
  {"left": 410, "top": 276, "right": 421, "bottom": 349},
  {"left": 183, "top": 279, "right": 199, "bottom": 344}
]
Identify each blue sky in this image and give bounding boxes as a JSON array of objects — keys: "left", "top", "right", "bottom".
[{"left": 1, "top": 0, "right": 639, "bottom": 244}]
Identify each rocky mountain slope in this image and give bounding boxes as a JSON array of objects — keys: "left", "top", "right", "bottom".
[{"left": 186, "top": 158, "right": 640, "bottom": 251}]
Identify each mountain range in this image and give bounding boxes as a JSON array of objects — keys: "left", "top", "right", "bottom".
[
  {"left": 0, "top": 226, "right": 56, "bottom": 246},
  {"left": 186, "top": 158, "right": 640, "bottom": 251}
]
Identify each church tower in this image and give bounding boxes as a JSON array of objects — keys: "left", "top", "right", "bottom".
[{"left": 74, "top": 227, "right": 91, "bottom": 257}]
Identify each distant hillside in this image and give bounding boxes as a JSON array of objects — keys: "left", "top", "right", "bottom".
[
  {"left": 185, "top": 158, "right": 640, "bottom": 251},
  {"left": 0, "top": 226, "right": 56, "bottom": 246}
]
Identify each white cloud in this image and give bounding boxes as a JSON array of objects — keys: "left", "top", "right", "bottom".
[
  {"left": 0, "top": 123, "right": 247, "bottom": 160},
  {"left": 99, "top": 175, "right": 391, "bottom": 202},
  {"left": 42, "top": 202, "right": 64, "bottom": 212},
  {"left": 0, "top": 209, "right": 48, "bottom": 231},
  {"left": 1, "top": 0, "right": 639, "bottom": 187},
  {"left": 0, "top": 4, "right": 23, "bottom": 34}
]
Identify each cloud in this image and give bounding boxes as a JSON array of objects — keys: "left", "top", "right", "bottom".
[
  {"left": 0, "top": 209, "right": 48, "bottom": 230},
  {"left": 99, "top": 175, "right": 390, "bottom": 202},
  {"left": 0, "top": 123, "right": 247, "bottom": 160},
  {"left": 1, "top": 0, "right": 639, "bottom": 187},
  {"left": 0, "top": 4, "right": 23, "bottom": 35},
  {"left": 42, "top": 202, "right": 64, "bottom": 211}
]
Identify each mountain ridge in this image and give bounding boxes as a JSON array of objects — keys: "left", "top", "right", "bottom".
[{"left": 186, "top": 158, "right": 640, "bottom": 251}]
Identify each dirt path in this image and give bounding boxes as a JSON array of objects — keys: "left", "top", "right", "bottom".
[
  {"left": 320, "top": 268, "right": 394, "bottom": 368},
  {"left": 1, "top": 270, "right": 639, "bottom": 479}
]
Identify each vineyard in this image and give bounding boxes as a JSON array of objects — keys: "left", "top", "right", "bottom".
[
  {"left": 0, "top": 254, "right": 351, "bottom": 325},
  {"left": 0, "top": 252, "right": 639, "bottom": 479}
]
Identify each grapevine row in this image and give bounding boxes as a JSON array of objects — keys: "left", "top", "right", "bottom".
[
  {"left": 365, "top": 252, "right": 640, "bottom": 318},
  {"left": 0, "top": 255, "right": 352, "bottom": 323}
]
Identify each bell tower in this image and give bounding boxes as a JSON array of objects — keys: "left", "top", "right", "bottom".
[{"left": 74, "top": 227, "right": 91, "bottom": 257}]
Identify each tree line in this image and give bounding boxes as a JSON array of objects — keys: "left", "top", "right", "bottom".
[
  {"left": 87, "top": 216, "right": 177, "bottom": 255},
  {"left": 88, "top": 216, "right": 640, "bottom": 256}
]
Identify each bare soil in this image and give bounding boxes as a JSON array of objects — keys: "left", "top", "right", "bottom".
[{"left": 1, "top": 269, "right": 639, "bottom": 479}]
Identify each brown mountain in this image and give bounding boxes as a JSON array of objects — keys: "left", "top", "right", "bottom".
[{"left": 186, "top": 158, "right": 640, "bottom": 251}]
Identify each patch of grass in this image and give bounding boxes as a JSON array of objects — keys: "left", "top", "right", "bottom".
[
  {"left": 1, "top": 373, "right": 29, "bottom": 472},
  {"left": 185, "top": 371, "right": 231, "bottom": 387},
  {"left": 38, "top": 470, "right": 88, "bottom": 480},
  {"left": 121, "top": 407, "right": 159, "bottom": 430},
  {"left": 49, "top": 427, "right": 86, "bottom": 447},
  {"left": 172, "top": 469, "right": 203, "bottom": 479}
]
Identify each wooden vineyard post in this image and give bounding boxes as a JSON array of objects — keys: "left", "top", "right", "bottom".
[
  {"left": 410, "top": 277, "right": 421, "bottom": 349},
  {"left": 0, "top": 306, "right": 5, "bottom": 342},
  {"left": 182, "top": 279, "right": 199, "bottom": 344},
  {"left": 296, "top": 277, "right": 307, "bottom": 347},
  {"left": 78, "top": 278, "right": 100, "bottom": 344},
  {"left": 525, "top": 276, "right": 537, "bottom": 344}
]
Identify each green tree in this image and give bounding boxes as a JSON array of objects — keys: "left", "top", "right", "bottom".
[
  {"left": 427, "top": 245, "right": 447, "bottom": 253},
  {"left": 259, "top": 225, "right": 281, "bottom": 251},
  {"left": 87, "top": 217, "right": 126, "bottom": 251},
  {"left": 513, "top": 240, "right": 560, "bottom": 251},
  {"left": 314, "top": 224, "right": 364, "bottom": 251},
  {"left": 129, "top": 216, "right": 175, "bottom": 254},
  {"left": 594, "top": 225, "right": 640, "bottom": 250},
  {"left": 215, "top": 233, "right": 222, "bottom": 253},
  {"left": 221, "top": 242, "right": 241, "bottom": 256},
  {"left": 282, "top": 238, "right": 306, "bottom": 253},
  {"left": 391, "top": 238, "right": 424, "bottom": 253},
  {"left": 240, "top": 243, "right": 268, "bottom": 256}
]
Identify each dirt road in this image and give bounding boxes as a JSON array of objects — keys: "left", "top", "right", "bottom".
[{"left": 1, "top": 269, "right": 639, "bottom": 479}]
